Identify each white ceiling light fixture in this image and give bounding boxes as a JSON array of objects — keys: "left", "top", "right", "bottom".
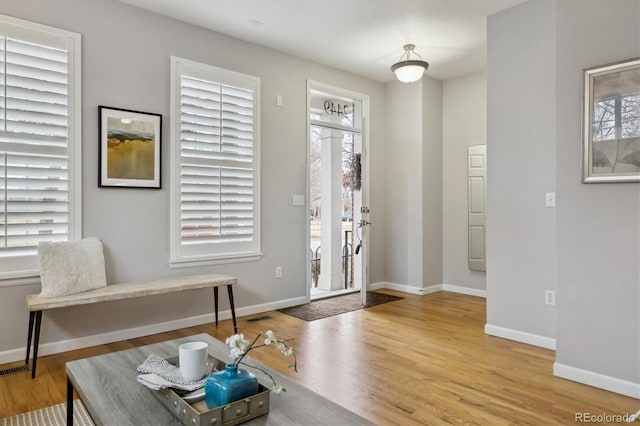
[{"left": 391, "top": 44, "right": 429, "bottom": 83}]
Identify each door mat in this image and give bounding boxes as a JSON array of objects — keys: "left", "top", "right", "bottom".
[
  {"left": 0, "top": 400, "right": 94, "bottom": 426},
  {"left": 278, "top": 291, "right": 403, "bottom": 321}
]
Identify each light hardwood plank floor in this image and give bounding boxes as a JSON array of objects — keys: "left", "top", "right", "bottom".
[{"left": 1, "top": 290, "right": 638, "bottom": 425}]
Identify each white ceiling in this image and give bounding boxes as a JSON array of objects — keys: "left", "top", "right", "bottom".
[{"left": 119, "top": 0, "right": 527, "bottom": 82}]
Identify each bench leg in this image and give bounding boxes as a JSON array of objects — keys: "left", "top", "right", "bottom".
[
  {"left": 213, "top": 287, "right": 219, "bottom": 326},
  {"left": 227, "top": 285, "right": 238, "bottom": 334},
  {"left": 213, "top": 285, "right": 237, "bottom": 334},
  {"left": 67, "top": 376, "right": 74, "bottom": 426},
  {"left": 31, "top": 311, "right": 43, "bottom": 379},
  {"left": 26, "top": 311, "right": 35, "bottom": 367}
]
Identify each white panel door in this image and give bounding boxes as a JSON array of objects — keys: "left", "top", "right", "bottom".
[{"left": 468, "top": 144, "right": 486, "bottom": 271}]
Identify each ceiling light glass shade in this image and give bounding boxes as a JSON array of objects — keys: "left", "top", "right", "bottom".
[{"left": 391, "top": 44, "right": 429, "bottom": 83}]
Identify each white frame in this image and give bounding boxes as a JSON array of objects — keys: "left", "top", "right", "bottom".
[
  {"left": 169, "top": 57, "right": 262, "bottom": 268},
  {"left": 0, "top": 14, "right": 82, "bottom": 284},
  {"left": 305, "top": 80, "right": 370, "bottom": 304}
]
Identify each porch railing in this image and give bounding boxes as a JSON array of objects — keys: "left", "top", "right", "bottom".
[{"left": 311, "top": 230, "right": 354, "bottom": 289}]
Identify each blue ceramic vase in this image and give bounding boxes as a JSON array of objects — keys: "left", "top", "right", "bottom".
[{"left": 205, "top": 364, "right": 258, "bottom": 408}]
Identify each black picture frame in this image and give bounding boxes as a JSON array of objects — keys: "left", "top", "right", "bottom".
[{"left": 98, "top": 106, "right": 162, "bottom": 188}]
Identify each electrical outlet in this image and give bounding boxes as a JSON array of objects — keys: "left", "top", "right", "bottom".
[
  {"left": 545, "top": 290, "right": 555, "bottom": 306},
  {"left": 275, "top": 266, "right": 283, "bottom": 279}
]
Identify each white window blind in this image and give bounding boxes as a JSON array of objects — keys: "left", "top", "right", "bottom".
[
  {"left": 170, "top": 57, "right": 260, "bottom": 266},
  {"left": 0, "top": 15, "right": 81, "bottom": 280}
]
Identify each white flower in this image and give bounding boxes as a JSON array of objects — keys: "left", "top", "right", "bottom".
[
  {"left": 225, "top": 330, "right": 297, "bottom": 393},
  {"left": 271, "top": 384, "right": 285, "bottom": 393},
  {"left": 226, "top": 333, "right": 244, "bottom": 348},
  {"left": 264, "top": 330, "right": 278, "bottom": 346},
  {"left": 229, "top": 347, "right": 244, "bottom": 360},
  {"left": 226, "top": 333, "right": 252, "bottom": 361}
]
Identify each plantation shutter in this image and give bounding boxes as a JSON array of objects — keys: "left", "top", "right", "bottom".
[
  {"left": 0, "top": 16, "right": 80, "bottom": 277},
  {"left": 171, "top": 58, "right": 260, "bottom": 265}
]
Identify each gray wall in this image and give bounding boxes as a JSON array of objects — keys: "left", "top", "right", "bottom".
[
  {"left": 555, "top": 0, "right": 640, "bottom": 385},
  {"left": 0, "top": 0, "right": 387, "bottom": 357},
  {"left": 422, "top": 77, "right": 444, "bottom": 287},
  {"left": 384, "top": 81, "right": 422, "bottom": 287},
  {"left": 486, "top": 0, "right": 557, "bottom": 340},
  {"left": 488, "top": 0, "right": 640, "bottom": 392},
  {"left": 383, "top": 77, "right": 443, "bottom": 290},
  {"left": 443, "top": 71, "right": 487, "bottom": 291}
]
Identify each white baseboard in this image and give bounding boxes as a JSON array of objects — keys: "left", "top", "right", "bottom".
[
  {"left": 417, "top": 284, "right": 442, "bottom": 295},
  {"left": 0, "top": 295, "right": 307, "bottom": 365},
  {"left": 442, "top": 283, "right": 486, "bottom": 298},
  {"left": 484, "top": 323, "right": 556, "bottom": 350},
  {"left": 371, "top": 281, "right": 486, "bottom": 298},
  {"left": 554, "top": 362, "right": 640, "bottom": 399},
  {"left": 367, "top": 282, "right": 387, "bottom": 291},
  {"left": 371, "top": 281, "right": 440, "bottom": 295}
]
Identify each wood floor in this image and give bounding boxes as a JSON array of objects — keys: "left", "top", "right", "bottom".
[{"left": 1, "top": 290, "right": 638, "bottom": 425}]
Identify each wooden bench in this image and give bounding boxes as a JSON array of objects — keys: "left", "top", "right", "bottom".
[{"left": 24, "top": 273, "right": 238, "bottom": 378}]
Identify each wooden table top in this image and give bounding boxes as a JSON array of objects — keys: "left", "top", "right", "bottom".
[{"left": 65, "top": 333, "right": 373, "bottom": 426}]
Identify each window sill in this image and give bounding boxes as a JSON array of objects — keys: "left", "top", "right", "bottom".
[
  {"left": 169, "top": 252, "right": 263, "bottom": 269},
  {"left": 0, "top": 270, "right": 40, "bottom": 288}
]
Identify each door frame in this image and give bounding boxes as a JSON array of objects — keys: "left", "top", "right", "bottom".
[{"left": 305, "top": 80, "right": 370, "bottom": 304}]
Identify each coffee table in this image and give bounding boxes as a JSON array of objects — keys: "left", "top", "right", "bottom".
[{"left": 65, "top": 333, "right": 373, "bottom": 425}]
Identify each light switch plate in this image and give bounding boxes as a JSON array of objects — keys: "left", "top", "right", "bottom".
[
  {"left": 545, "top": 192, "right": 556, "bottom": 208},
  {"left": 292, "top": 194, "right": 304, "bottom": 206}
]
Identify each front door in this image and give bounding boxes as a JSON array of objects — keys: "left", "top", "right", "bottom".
[{"left": 307, "top": 81, "right": 369, "bottom": 304}]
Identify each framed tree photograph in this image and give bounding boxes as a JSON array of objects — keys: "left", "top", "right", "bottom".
[
  {"left": 99, "top": 106, "right": 162, "bottom": 188},
  {"left": 582, "top": 58, "right": 640, "bottom": 183}
]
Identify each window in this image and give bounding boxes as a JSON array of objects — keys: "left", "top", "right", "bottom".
[
  {"left": 170, "top": 57, "right": 260, "bottom": 267},
  {"left": 0, "top": 15, "right": 81, "bottom": 280},
  {"left": 593, "top": 94, "right": 640, "bottom": 141}
]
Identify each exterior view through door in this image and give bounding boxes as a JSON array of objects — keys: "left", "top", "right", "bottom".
[{"left": 307, "top": 82, "right": 368, "bottom": 303}]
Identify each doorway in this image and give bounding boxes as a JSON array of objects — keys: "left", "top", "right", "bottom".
[{"left": 307, "top": 82, "right": 369, "bottom": 303}]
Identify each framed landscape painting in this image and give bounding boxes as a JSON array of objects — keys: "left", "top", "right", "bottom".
[
  {"left": 99, "top": 106, "right": 162, "bottom": 188},
  {"left": 582, "top": 58, "right": 640, "bottom": 183}
]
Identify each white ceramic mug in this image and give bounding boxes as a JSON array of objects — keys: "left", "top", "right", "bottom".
[{"left": 179, "top": 341, "right": 208, "bottom": 382}]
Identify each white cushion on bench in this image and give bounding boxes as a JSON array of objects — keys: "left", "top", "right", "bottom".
[{"left": 38, "top": 237, "right": 107, "bottom": 298}]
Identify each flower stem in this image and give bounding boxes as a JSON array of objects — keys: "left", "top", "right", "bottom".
[
  {"left": 238, "top": 361, "right": 285, "bottom": 393},
  {"left": 233, "top": 332, "right": 262, "bottom": 367}
]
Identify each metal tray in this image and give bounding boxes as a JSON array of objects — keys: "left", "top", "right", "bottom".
[{"left": 151, "top": 355, "right": 270, "bottom": 426}]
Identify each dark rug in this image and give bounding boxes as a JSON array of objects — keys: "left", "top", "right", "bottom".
[{"left": 278, "top": 291, "right": 403, "bottom": 321}]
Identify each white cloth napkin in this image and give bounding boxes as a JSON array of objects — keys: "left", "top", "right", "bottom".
[{"left": 136, "top": 353, "right": 208, "bottom": 391}]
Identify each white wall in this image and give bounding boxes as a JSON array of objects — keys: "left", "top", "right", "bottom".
[
  {"left": 486, "top": 0, "right": 558, "bottom": 345},
  {"left": 554, "top": 0, "right": 640, "bottom": 394},
  {"left": 0, "top": 0, "right": 386, "bottom": 359},
  {"left": 443, "top": 71, "right": 487, "bottom": 291},
  {"left": 487, "top": 0, "right": 640, "bottom": 397}
]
